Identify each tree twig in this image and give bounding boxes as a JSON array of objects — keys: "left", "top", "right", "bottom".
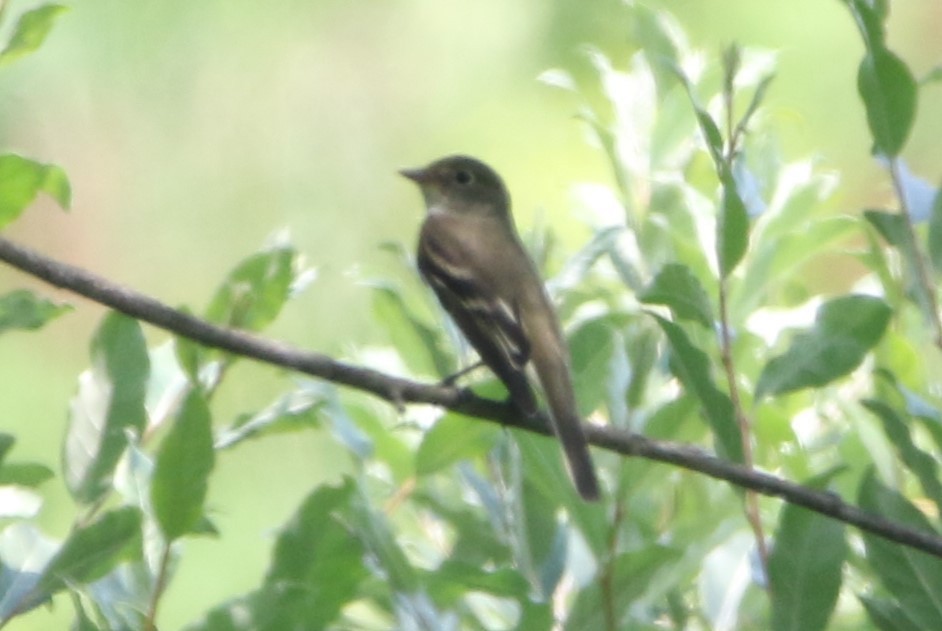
[{"left": 2, "top": 235, "right": 942, "bottom": 558}]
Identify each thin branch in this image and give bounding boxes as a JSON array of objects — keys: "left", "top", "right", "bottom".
[
  {"left": 143, "top": 543, "right": 173, "bottom": 631},
  {"left": 2, "top": 235, "right": 942, "bottom": 558},
  {"left": 721, "top": 47, "right": 770, "bottom": 583},
  {"left": 718, "top": 277, "right": 770, "bottom": 579}
]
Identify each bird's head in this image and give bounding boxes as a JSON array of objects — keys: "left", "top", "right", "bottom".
[{"left": 400, "top": 155, "right": 511, "bottom": 217}]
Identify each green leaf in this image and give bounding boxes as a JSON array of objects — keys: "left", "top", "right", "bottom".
[
  {"left": 576, "top": 111, "right": 636, "bottom": 226},
  {"left": 63, "top": 313, "right": 150, "bottom": 504},
  {"left": 737, "top": 216, "right": 856, "bottom": 318},
  {"left": 0, "top": 433, "right": 13, "bottom": 466},
  {"left": 666, "top": 60, "right": 724, "bottom": 166},
  {"left": 172, "top": 307, "right": 203, "bottom": 382},
  {"left": 857, "top": 48, "right": 917, "bottom": 157},
  {"left": 370, "top": 282, "right": 453, "bottom": 377},
  {"left": 859, "top": 596, "right": 922, "bottom": 631},
  {"left": 865, "top": 208, "right": 913, "bottom": 253},
  {"left": 0, "top": 523, "right": 58, "bottom": 621},
  {"left": 249, "top": 482, "right": 368, "bottom": 630},
  {"left": 865, "top": 207, "right": 938, "bottom": 325},
  {"left": 568, "top": 547, "right": 683, "bottom": 630},
  {"left": 862, "top": 399, "right": 942, "bottom": 515},
  {"left": 551, "top": 225, "right": 624, "bottom": 293},
  {"left": 35, "top": 507, "right": 141, "bottom": 595},
  {"left": 513, "top": 431, "right": 609, "bottom": 555},
  {"left": 864, "top": 210, "right": 935, "bottom": 318},
  {"left": 215, "top": 387, "right": 327, "bottom": 450},
  {"left": 38, "top": 163, "right": 71, "bottom": 208},
  {"left": 415, "top": 414, "right": 500, "bottom": 475},
  {"left": 0, "top": 289, "right": 71, "bottom": 334},
  {"left": 719, "top": 172, "right": 750, "bottom": 277},
  {"left": 769, "top": 473, "right": 847, "bottom": 631},
  {"left": 71, "top": 598, "right": 103, "bottom": 631},
  {"left": 652, "top": 315, "right": 743, "bottom": 462},
  {"left": 842, "top": 0, "right": 888, "bottom": 50},
  {"left": 426, "top": 560, "right": 529, "bottom": 604},
  {"left": 568, "top": 315, "right": 619, "bottom": 416},
  {"left": 694, "top": 108, "right": 724, "bottom": 167},
  {"left": 88, "top": 559, "right": 153, "bottom": 630},
  {"left": 151, "top": 389, "right": 215, "bottom": 541},
  {"left": 521, "top": 491, "right": 567, "bottom": 596},
  {"left": 755, "top": 295, "right": 891, "bottom": 399},
  {"left": 736, "top": 73, "right": 775, "bottom": 141},
  {"left": 0, "top": 154, "right": 70, "bottom": 229},
  {"left": 346, "top": 480, "right": 419, "bottom": 593},
  {"left": 204, "top": 242, "right": 302, "bottom": 330},
  {"left": 0, "top": 5, "right": 70, "bottom": 67},
  {"left": 858, "top": 472, "right": 942, "bottom": 630},
  {"left": 0, "top": 462, "right": 54, "bottom": 487},
  {"left": 629, "top": 4, "right": 681, "bottom": 72},
  {"left": 625, "top": 323, "right": 660, "bottom": 411},
  {"left": 639, "top": 263, "right": 713, "bottom": 327},
  {"left": 605, "top": 329, "right": 631, "bottom": 426}
]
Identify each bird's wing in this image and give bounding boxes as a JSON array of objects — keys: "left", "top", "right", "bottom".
[{"left": 418, "top": 222, "right": 536, "bottom": 413}]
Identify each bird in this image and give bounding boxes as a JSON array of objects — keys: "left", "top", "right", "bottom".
[{"left": 400, "top": 155, "right": 600, "bottom": 501}]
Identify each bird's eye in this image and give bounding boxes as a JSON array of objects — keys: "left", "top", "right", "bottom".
[{"left": 454, "top": 170, "right": 473, "bottom": 185}]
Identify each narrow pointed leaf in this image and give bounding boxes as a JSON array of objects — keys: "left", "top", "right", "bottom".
[
  {"left": 151, "top": 389, "right": 215, "bottom": 541},
  {"left": 0, "top": 290, "right": 72, "bottom": 334},
  {"left": 0, "top": 462, "right": 54, "bottom": 487},
  {"left": 0, "top": 524, "right": 58, "bottom": 621},
  {"left": 857, "top": 48, "right": 917, "bottom": 157},
  {"left": 205, "top": 243, "right": 302, "bottom": 331},
  {"left": 568, "top": 547, "right": 683, "bottom": 629},
  {"left": 640, "top": 263, "right": 713, "bottom": 327},
  {"left": 863, "top": 399, "right": 942, "bottom": 515},
  {"left": 370, "top": 282, "right": 453, "bottom": 377},
  {"left": 858, "top": 472, "right": 942, "bottom": 630},
  {"left": 859, "top": 596, "right": 921, "bottom": 631},
  {"left": 63, "top": 313, "right": 150, "bottom": 504},
  {"left": 36, "top": 507, "right": 141, "bottom": 595},
  {"left": 0, "top": 155, "right": 70, "bottom": 228},
  {"left": 416, "top": 414, "right": 499, "bottom": 475},
  {"left": 770, "top": 472, "right": 846, "bottom": 631},
  {"left": 756, "top": 295, "right": 891, "bottom": 399},
  {"left": 865, "top": 210, "right": 934, "bottom": 319},
  {"left": 719, "top": 173, "right": 750, "bottom": 277},
  {"left": 0, "top": 5, "right": 70, "bottom": 67},
  {"left": 652, "top": 314, "right": 742, "bottom": 462},
  {"left": 259, "top": 482, "right": 367, "bottom": 629}
]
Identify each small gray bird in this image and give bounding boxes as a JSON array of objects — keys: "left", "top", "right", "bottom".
[{"left": 400, "top": 155, "right": 600, "bottom": 501}]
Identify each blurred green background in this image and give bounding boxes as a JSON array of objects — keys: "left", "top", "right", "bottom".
[{"left": 1, "top": 0, "right": 938, "bottom": 627}]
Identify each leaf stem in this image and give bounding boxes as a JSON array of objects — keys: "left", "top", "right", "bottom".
[
  {"left": 144, "top": 543, "right": 173, "bottom": 631},
  {"left": 600, "top": 497, "right": 626, "bottom": 631},
  {"left": 718, "top": 277, "right": 770, "bottom": 584}
]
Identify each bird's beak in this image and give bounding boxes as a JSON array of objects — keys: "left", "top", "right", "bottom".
[{"left": 398, "top": 166, "right": 429, "bottom": 183}]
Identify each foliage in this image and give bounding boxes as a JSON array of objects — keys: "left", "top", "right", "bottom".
[{"left": 1, "top": 2, "right": 942, "bottom": 630}]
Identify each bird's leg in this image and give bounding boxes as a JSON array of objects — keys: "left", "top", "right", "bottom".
[{"left": 440, "top": 360, "right": 485, "bottom": 386}]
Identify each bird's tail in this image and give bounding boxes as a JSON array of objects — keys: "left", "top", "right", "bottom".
[
  {"left": 555, "top": 411, "right": 600, "bottom": 501},
  {"left": 532, "top": 345, "right": 600, "bottom": 501}
]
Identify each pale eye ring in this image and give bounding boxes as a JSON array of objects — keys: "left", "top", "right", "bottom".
[{"left": 454, "top": 170, "right": 473, "bottom": 185}]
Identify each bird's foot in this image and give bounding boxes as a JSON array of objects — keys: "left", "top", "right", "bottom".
[{"left": 440, "top": 361, "right": 484, "bottom": 387}]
